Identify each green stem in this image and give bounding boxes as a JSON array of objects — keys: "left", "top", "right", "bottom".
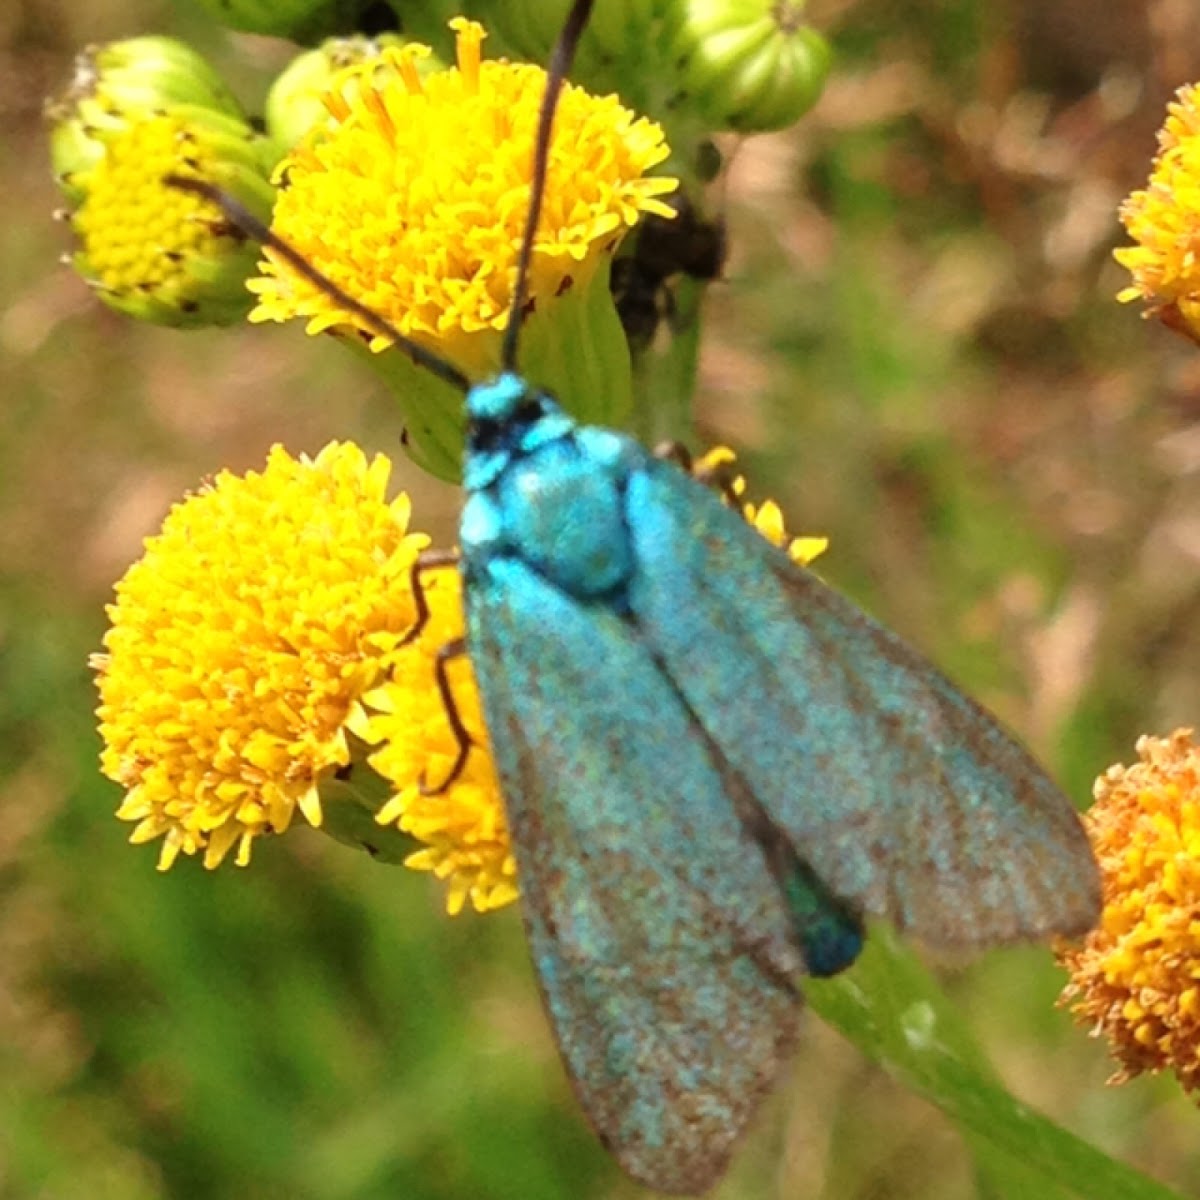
[
  {"left": 343, "top": 337, "right": 465, "bottom": 482},
  {"left": 630, "top": 274, "right": 706, "bottom": 446},
  {"left": 808, "top": 930, "right": 1186, "bottom": 1200},
  {"left": 318, "top": 761, "right": 419, "bottom": 866}
]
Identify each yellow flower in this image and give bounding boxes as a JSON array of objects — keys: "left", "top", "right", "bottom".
[
  {"left": 1057, "top": 729, "right": 1200, "bottom": 1094},
  {"left": 47, "top": 36, "right": 245, "bottom": 203},
  {"left": 252, "top": 18, "right": 674, "bottom": 359},
  {"left": 67, "top": 110, "right": 276, "bottom": 327},
  {"left": 1115, "top": 83, "right": 1200, "bottom": 340},
  {"left": 94, "top": 443, "right": 429, "bottom": 870},
  {"left": 248, "top": 18, "right": 678, "bottom": 477},
  {"left": 366, "top": 568, "right": 517, "bottom": 917},
  {"left": 95, "top": 440, "right": 826, "bottom": 914},
  {"left": 693, "top": 446, "right": 828, "bottom": 566}
]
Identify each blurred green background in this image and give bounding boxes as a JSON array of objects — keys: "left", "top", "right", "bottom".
[{"left": 4, "top": 0, "right": 1200, "bottom": 1196}]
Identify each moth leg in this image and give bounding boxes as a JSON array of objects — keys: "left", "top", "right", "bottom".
[
  {"left": 399, "top": 548, "right": 461, "bottom": 647},
  {"left": 420, "top": 637, "right": 475, "bottom": 795},
  {"left": 399, "top": 551, "right": 473, "bottom": 796}
]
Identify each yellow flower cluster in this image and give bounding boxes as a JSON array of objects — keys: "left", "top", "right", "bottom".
[
  {"left": 85, "top": 17, "right": 823, "bottom": 916},
  {"left": 72, "top": 116, "right": 214, "bottom": 296},
  {"left": 96, "top": 442, "right": 825, "bottom": 914},
  {"left": 249, "top": 19, "right": 676, "bottom": 375},
  {"left": 94, "top": 443, "right": 429, "bottom": 870},
  {"left": 1057, "top": 729, "right": 1200, "bottom": 1093},
  {"left": 69, "top": 111, "right": 270, "bottom": 325},
  {"left": 1116, "top": 83, "right": 1200, "bottom": 339}
]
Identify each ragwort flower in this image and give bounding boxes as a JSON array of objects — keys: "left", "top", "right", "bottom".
[
  {"left": 95, "top": 441, "right": 826, "bottom": 915},
  {"left": 47, "top": 36, "right": 276, "bottom": 327},
  {"left": 46, "top": 36, "right": 244, "bottom": 201},
  {"left": 65, "top": 109, "right": 276, "bottom": 327},
  {"left": 1115, "top": 83, "right": 1200, "bottom": 342},
  {"left": 93, "top": 443, "right": 430, "bottom": 870},
  {"left": 249, "top": 17, "right": 678, "bottom": 477},
  {"left": 1057, "top": 729, "right": 1200, "bottom": 1094}
]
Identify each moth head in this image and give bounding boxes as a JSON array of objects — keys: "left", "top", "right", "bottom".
[{"left": 467, "top": 372, "right": 555, "bottom": 427}]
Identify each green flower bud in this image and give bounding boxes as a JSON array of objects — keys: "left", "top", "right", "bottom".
[
  {"left": 68, "top": 108, "right": 278, "bottom": 328},
  {"left": 485, "top": 0, "right": 669, "bottom": 114},
  {"left": 586, "top": 0, "right": 663, "bottom": 60},
  {"left": 318, "top": 765, "right": 419, "bottom": 866},
  {"left": 264, "top": 35, "right": 443, "bottom": 153},
  {"left": 672, "top": 0, "right": 832, "bottom": 132},
  {"left": 46, "top": 37, "right": 244, "bottom": 203},
  {"left": 188, "top": 0, "right": 385, "bottom": 42},
  {"left": 479, "top": 0, "right": 561, "bottom": 63}
]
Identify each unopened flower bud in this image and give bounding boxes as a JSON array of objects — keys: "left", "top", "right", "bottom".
[
  {"left": 671, "top": 0, "right": 831, "bottom": 133},
  {"left": 188, "top": 0, "right": 382, "bottom": 42},
  {"left": 47, "top": 36, "right": 243, "bottom": 203},
  {"left": 67, "top": 108, "right": 277, "bottom": 327}
]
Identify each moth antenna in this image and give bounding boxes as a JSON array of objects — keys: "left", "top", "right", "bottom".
[
  {"left": 165, "top": 175, "right": 472, "bottom": 395},
  {"left": 500, "top": 0, "right": 596, "bottom": 372}
]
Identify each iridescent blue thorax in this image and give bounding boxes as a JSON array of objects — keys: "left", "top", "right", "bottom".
[{"left": 461, "top": 371, "right": 644, "bottom": 604}]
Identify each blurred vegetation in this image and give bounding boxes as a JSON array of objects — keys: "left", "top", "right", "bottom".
[{"left": 3, "top": 0, "right": 1200, "bottom": 1196}]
